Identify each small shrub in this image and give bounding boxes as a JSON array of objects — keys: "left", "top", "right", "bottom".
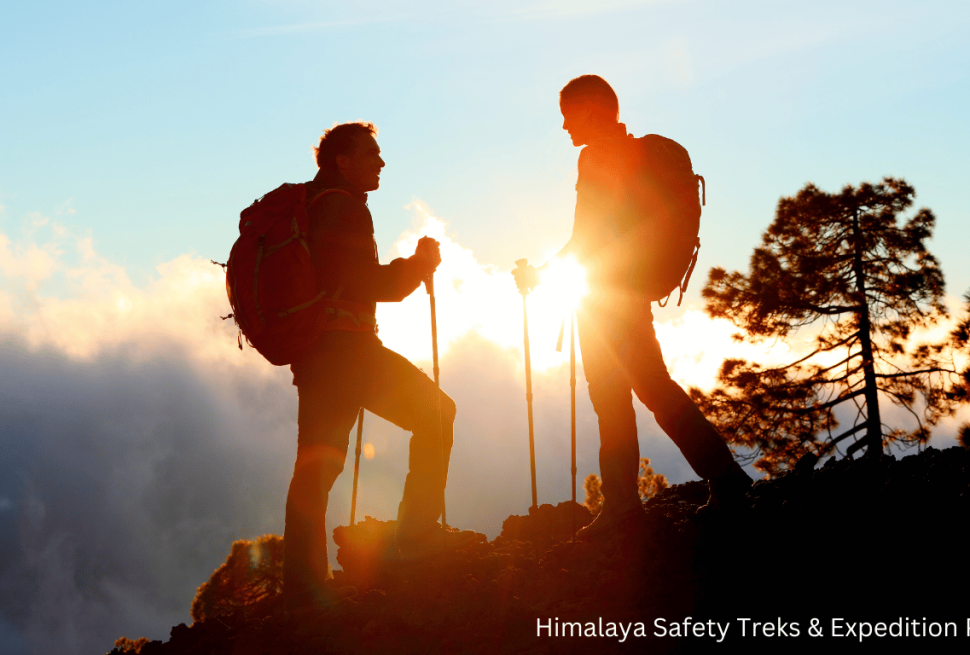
[
  {"left": 190, "top": 534, "right": 284, "bottom": 624},
  {"left": 638, "top": 457, "right": 668, "bottom": 501},
  {"left": 583, "top": 473, "right": 604, "bottom": 515},
  {"left": 113, "top": 636, "right": 149, "bottom": 653}
]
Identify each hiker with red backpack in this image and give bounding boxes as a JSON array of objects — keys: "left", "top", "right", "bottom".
[
  {"left": 513, "top": 75, "right": 753, "bottom": 539},
  {"left": 227, "top": 121, "right": 479, "bottom": 614}
]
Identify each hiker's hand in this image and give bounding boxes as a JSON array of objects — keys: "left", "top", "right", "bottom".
[
  {"left": 414, "top": 236, "right": 441, "bottom": 275},
  {"left": 512, "top": 262, "right": 539, "bottom": 294}
]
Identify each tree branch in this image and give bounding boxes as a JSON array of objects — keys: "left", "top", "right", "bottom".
[
  {"left": 793, "top": 301, "right": 859, "bottom": 316},
  {"left": 874, "top": 367, "right": 955, "bottom": 380},
  {"left": 784, "top": 388, "right": 866, "bottom": 414},
  {"left": 815, "top": 352, "right": 861, "bottom": 375},
  {"left": 820, "top": 367, "right": 865, "bottom": 386},
  {"left": 829, "top": 421, "right": 868, "bottom": 445}
]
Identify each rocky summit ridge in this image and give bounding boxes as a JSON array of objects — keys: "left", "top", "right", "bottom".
[{"left": 109, "top": 446, "right": 970, "bottom": 654}]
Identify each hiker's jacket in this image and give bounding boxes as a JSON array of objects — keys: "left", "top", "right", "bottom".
[
  {"left": 290, "top": 173, "right": 428, "bottom": 387},
  {"left": 303, "top": 174, "right": 428, "bottom": 319},
  {"left": 558, "top": 122, "right": 666, "bottom": 292}
]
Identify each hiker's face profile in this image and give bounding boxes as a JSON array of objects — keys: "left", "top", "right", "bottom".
[
  {"left": 337, "top": 133, "right": 385, "bottom": 192},
  {"left": 560, "top": 100, "right": 595, "bottom": 146}
]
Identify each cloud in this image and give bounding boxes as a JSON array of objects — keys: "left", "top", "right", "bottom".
[
  {"left": 0, "top": 341, "right": 298, "bottom": 654},
  {"left": 55, "top": 199, "right": 76, "bottom": 216},
  {"left": 0, "top": 219, "right": 262, "bottom": 369},
  {"left": 0, "top": 233, "right": 60, "bottom": 292}
]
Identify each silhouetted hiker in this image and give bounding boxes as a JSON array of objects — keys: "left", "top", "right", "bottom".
[
  {"left": 285, "top": 121, "right": 478, "bottom": 614},
  {"left": 513, "top": 75, "right": 752, "bottom": 540}
]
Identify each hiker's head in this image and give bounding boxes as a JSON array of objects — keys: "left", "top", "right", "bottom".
[
  {"left": 314, "top": 121, "right": 384, "bottom": 192},
  {"left": 559, "top": 75, "right": 619, "bottom": 146}
]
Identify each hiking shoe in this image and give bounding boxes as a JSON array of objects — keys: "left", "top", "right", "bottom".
[
  {"left": 395, "top": 524, "right": 485, "bottom": 562},
  {"left": 284, "top": 584, "right": 358, "bottom": 618},
  {"left": 696, "top": 467, "right": 753, "bottom": 518},
  {"left": 575, "top": 502, "right": 646, "bottom": 542}
]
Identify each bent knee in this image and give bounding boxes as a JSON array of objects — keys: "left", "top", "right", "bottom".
[
  {"left": 438, "top": 391, "right": 457, "bottom": 425},
  {"left": 634, "top": 377, "right": 688, "bottom": 414}
]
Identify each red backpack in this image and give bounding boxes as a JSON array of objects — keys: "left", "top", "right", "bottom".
[{"left": 225, "top": 183, "right": 375, "bottom": 366}]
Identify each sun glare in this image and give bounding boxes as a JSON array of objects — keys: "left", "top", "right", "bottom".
[
  {"left": 377, "top": 213, "right": 592, "bottom": 372},
  {"left": 535, "top": 256, "right": 588, "bottom": 314}
]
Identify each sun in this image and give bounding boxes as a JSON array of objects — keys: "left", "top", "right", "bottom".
[{"left": 534, "top": 255, "right": 588, "bottom": 315}]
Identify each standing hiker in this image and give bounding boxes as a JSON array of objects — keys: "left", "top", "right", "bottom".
[
  {"left": 513, "top": 75, "right": 752, "bottom": 540},
  {"left": 284, "top": 121, "right": 477, "bottom": 613}
]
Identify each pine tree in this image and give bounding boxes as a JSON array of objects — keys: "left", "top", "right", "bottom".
[{"left": 693, "top": 177, "right": 963, "bottom": 475}]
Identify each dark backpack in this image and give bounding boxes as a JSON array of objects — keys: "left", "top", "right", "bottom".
[
  {"left": 626, "top": 134, "right": 705, "bottom": 306},
  {"left": 225, "top": 183, "right": 373, "bottom": 366}
]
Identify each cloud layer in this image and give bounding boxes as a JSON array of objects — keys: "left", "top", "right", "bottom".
[{"left": 0, "top": 206, "right": 682, "bottom": 653}]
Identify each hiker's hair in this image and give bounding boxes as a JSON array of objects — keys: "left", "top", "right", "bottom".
[
  {"left": 560, "top": 75, "right": 619, "bottom": 120},
  {"left": 314, "top": 121, "right": 379, "bottom": 175}
]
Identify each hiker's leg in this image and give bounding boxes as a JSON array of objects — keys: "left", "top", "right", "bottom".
[
  {"left": 577, "top": 303, "right": 641, "bottom": 510},
  {"left": 358, "top": 343, "right": 456, "bottom": 533},
  {"left": 284, "top": 357, "right": 362, "bottom": 607},
  {"left": 626, "top": 305, "right": 739, "bottom": 481}
]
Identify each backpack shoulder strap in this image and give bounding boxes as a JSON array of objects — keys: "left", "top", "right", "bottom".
[{"left": 307, "top": 188, "right": 353, "bottom": 211}]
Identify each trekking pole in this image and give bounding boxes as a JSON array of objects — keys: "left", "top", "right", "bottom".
[
  {"left": 514, "top": 259, "right": 539, "bottom": 511},
  {"left": 556, "top": 313, "right": 578, "bottom": 543},
  {"left": 350, "top": 408, "right": 364, "bottom": 526},
  {"left": 570, "top": 313, "right": 577, "bottom": 544},
  {"left": 426, "top": 273, "right": 448, "bottom": 529}
]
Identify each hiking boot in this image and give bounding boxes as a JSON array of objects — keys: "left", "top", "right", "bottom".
[
  {"left": 696, "top": 467, "right": 753, "bottom": 518},
  {"left": 395, "top": 523, "right": 485, "bottom": 562},
  {"left": 575, "top": 501, "right": 646, "bottom": 542},
  {"left": 284, "top": 583, "right": 358, "bottom": 618}
]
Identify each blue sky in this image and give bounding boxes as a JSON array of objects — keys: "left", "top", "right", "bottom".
[
  {"left": 1, "top": 1, "right": 969, "bottom": 652},
  {"left": 3, "top": 0, "right": 968, "bottom": 295}
]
